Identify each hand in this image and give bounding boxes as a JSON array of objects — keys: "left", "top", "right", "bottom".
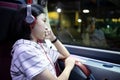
[
  {"left": 44, "top": 28, "right": 56, "bottom": 41},
  {"left": 65, "top": 56, "right": 76, "bottom": 70},
  {"left": 70, "top": 55, "right": 81, "bottom": 62}
]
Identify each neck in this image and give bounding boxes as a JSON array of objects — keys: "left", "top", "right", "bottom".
[
  {"left": 37, "top": 39, "right": 44, "bottom": 43},
  {"left": 30, "top": 35, "right": 43, "bottom": 43}
]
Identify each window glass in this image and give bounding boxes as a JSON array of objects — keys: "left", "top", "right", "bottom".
[{"left": 48, "top": 0, "right": 120, "bottom": 51}]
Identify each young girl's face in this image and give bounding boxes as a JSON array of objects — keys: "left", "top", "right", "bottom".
[{"left": 31, "top": 13, "right": 48, "bottom": 41}]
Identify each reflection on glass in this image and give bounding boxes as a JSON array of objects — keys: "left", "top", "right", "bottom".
[{"left": 48, "top": 0, "right": 120, "bottom": 51}]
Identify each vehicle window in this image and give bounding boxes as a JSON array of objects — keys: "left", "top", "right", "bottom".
[{"left": 48, "top": 0, "right": 120, "bottom": 51}]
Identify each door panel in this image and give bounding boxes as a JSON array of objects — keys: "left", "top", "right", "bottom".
[
  {"left": 65, "top": 45, "right": 120, "bottom": 64},
  {"left": 65, "top": 44, "right": 120, "bottom": 80},
  {"left": 71, "top": 54, "right": 120, "bottom": 80}
]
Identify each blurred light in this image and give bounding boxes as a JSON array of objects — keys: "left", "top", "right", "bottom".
[
  {"left": 96, "top": 19, "right": 104, "bottom": 22},
  {"left": 78, "top": 19, "right": 82, "bottom": 23},
  {"left": 48, "top": 12, "right": 59, "bottom": 19},
  {"left": 57, "top": 8, "right": 62, "bottom": 13},
  {"left": 118, "top": 18, "right": 120, "bottom": 22},
  {"left": 112, "top": 18, "right": 117, "bottom": 22},
  {"left": 107, "top": 25, "right": 110, "bottom": 28},
  {"left": 83, "top": 9, "right": 90, "bottom": 13},
  {"left": 106, "top": 18, "right": 109, "bottom": 22}
]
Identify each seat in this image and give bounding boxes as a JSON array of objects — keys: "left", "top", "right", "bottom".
[
  {"left": 0, "top": 1, "right": 20, "bottom": 80},
  {"left": 0, "top": 1, "right": 20, "bottom": 42}
]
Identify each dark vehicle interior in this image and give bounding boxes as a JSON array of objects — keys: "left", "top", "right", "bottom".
[
  {"left": 0, "top": 0, "right": 120, "bottom": 80},
  {"left": 0, "top": 1, "right": 20, "bottom": 79}
]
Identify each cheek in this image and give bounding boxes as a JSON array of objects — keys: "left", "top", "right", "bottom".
[
  {"left": 34, "top": 26, "right": 45, "bottom": 37},
  {"left": 35, "top": 27, "right": 42, "bottom": 35}
]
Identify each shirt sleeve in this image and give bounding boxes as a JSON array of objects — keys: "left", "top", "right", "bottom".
[
  {"left": 49, "top": 49, "right": 60, "bottom": 63},
  {"left": 18, "top": 47, "right": 50, "bottom": 80}
]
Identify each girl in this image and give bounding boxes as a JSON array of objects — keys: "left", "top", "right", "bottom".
[{"left": 10, "top": 4, "right": 75, "bottom": 80}]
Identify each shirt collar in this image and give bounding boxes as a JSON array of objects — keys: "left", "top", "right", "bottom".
[{"left": 13, "top": 39, "right": 41, "bottom": 49}]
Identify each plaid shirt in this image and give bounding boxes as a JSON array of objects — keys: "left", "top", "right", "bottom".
[{"left": 10, "top": 39, "right": 59, "bottom": 80}]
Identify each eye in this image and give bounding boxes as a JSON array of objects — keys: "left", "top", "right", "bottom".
[{"left": 43, "top": 19, "right": 46, "bottom": 22}]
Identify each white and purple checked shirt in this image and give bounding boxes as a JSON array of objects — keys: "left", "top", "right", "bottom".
[{"left": 10, "top": 39, "right": 59, "bottom": 80}]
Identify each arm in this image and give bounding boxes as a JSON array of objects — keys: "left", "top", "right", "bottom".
[
  {"left": 45, "top": 29, "right": 70, "bottom": 59},
  {"left": 48, "top": 30, "right": 71, "bottom": 59},
  {"left": 33, "top": 66, "right": 72, "bottom": 80},
  {"left": 32, "top": 56, "right": 75, "bottom": 80},
  {"left": 52, "top": 38, "right": 70, "bottom": 59}
]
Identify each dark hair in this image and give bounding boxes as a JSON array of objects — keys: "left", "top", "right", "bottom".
[{"left": 13, "top": 4, "right": 44, "bottom": 41}]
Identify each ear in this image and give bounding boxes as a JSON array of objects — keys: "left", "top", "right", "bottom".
[{"left": 30, "top": 18, "right": 37, "bottom": 29}]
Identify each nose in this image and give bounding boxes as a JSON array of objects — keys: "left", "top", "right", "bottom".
[{"left": 45, "top": 28, "right": 48, "bottom": 30}]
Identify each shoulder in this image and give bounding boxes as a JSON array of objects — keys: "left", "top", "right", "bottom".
[
  {"left": 15, "top": 43, "right": 33, "bottom": 52},
  {"left": 12, "top": 39, "right": 40, "bottom": 53},
  {"left": 12, "top": 43, "right": 40, "bottom": 58}
]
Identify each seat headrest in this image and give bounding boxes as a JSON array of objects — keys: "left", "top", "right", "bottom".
[
  {"left": 0, "top": 1, "right": 19, "bottom": 9},
  {"left": 0, "top": 1, "right": 20, "bottom": 43}
]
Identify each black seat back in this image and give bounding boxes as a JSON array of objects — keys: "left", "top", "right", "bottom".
[
  {"left": 0, "top": 1, "right": 20, "bottom": 43},
  {"left": 0, "top": 1, "right": 20, "bottom": 80}
]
